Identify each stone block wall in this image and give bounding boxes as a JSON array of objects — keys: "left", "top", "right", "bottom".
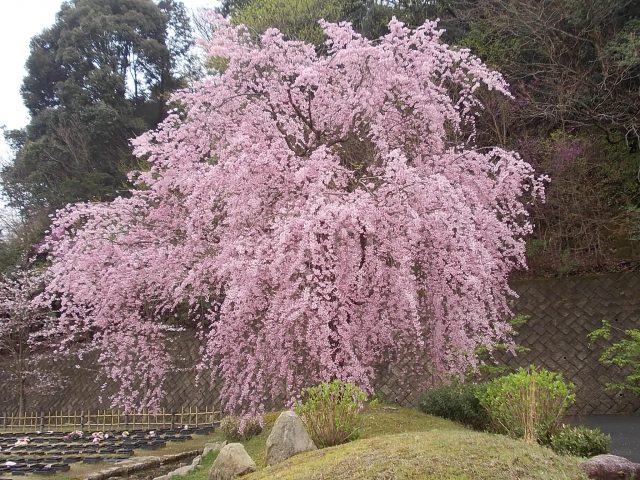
[{"left": 504, "top": 272, "right": 640, "bottom": 414}]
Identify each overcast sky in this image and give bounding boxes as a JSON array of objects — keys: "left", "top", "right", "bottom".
[{"left": 0, "top": 0, "right": 219, "bottom": 164}]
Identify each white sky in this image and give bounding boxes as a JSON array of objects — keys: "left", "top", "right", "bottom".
[{"left": 0, "top": 0, "right": 219, "bottom": 164}]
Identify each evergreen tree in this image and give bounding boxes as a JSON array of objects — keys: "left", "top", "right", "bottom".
[{"left": 2, "top": 0, "right": 195, "bottom": 220}]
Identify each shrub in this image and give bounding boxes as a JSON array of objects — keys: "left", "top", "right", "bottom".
[
  {"left": 589, "top": 320, "right": 640, "bottom": 396},
  {"left": 418, "top": 382, "right": 490, "bottom": 431},
  {"left": 219, "top": 415, "right": 263, "bottom": 441},
  {"left": 294, "top": 380, "right": 367, "bottom": 448},
  {"left": 550, "top": 425, "right": 611, "bottom": 457},
  {"left": 477, "top": 365, "right": 576, "bottom": 444}
]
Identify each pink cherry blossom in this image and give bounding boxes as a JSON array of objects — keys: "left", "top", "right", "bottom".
[{"left": 42, "top": 17, "right": 545, "bottom": 416}]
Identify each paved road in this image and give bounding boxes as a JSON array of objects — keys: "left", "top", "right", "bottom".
[{"left": 568, "top": 415, "right": 640, "bottom": 462}]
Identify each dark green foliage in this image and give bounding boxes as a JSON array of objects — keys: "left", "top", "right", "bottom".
[
  {"left": 220, "top": 0, "right": 253, "bottom": 16},
  {"left": 460, "top": 0, "right": 640, "bottom": 143},
  {"left": 3, "top": 105, "right": 139, "bottom": 213},
  {"left": 418, "top": 383, "right": 490, "bottom": 431},
  {"left": 339, "top": 1, "right": 396, "bottom": 40},
  {"left": 525, "top": 135, "right": 640, "bottom": 273},
  {"left": 25, "top": 1, "right": 158, "bottom": 113},
  {"left": 550, "top": 425, "right": 611, "bottom": 457}
]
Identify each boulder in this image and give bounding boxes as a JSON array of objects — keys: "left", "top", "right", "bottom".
[
  {"left": 204, "top": 441, "right": 227, "bottom": 456},
  {"left": 266, "top": 410, "right": 317, "bottom": 465},
  {"left": 581, "top": 454, "right": 640, "bottom": 479},
  {"left": 208, "top": 443, "right": 256, "bottom": 480}
]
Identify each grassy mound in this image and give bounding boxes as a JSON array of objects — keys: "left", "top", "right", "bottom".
[
  {"left": 246, "top": 429, "right": 585, "bottom": 480},
  {"left": 176, "top": 406, "right": 585, "bottom": 480}
]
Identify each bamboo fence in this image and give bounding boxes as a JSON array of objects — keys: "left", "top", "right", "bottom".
[{"left": 0, "top": 406, "right": 219, "bottom": 433}]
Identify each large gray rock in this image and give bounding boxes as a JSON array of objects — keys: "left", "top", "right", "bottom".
[
  {"left": 581, "top": 454, "right": 640, "bottom": 479},
  {"left": 266, "top": 410, "right": 317, "bottom": 465},
  {"left": 208, "top": 443, "right": 256, "bottom": 480}
]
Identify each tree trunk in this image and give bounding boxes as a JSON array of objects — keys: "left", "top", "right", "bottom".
[{"left": 18, "top": 376, "right": 25, "bottom": 417}]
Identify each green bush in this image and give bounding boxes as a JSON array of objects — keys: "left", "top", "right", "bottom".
[
  {"left": 477, "top": 366, "right": 576, "bottom": 444},
  {"left": 418, "top": 382, "right": 490, "bottom": 431},
  {"left": 589, "top": 320, "right": 640, "bottom": 396},
  {"left": 294, "top": 380, "right": 367, "bottom": 448},
  {"left": 550, "top": 425, "right": 611, "bottom": 457},
  {"left": 219, "top": 415, "right": 263, "bottom": 441}
]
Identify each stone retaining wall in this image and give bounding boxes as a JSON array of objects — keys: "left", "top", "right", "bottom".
[{"left": 505, "top": 272, "right": 640, "bottom": 414}]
